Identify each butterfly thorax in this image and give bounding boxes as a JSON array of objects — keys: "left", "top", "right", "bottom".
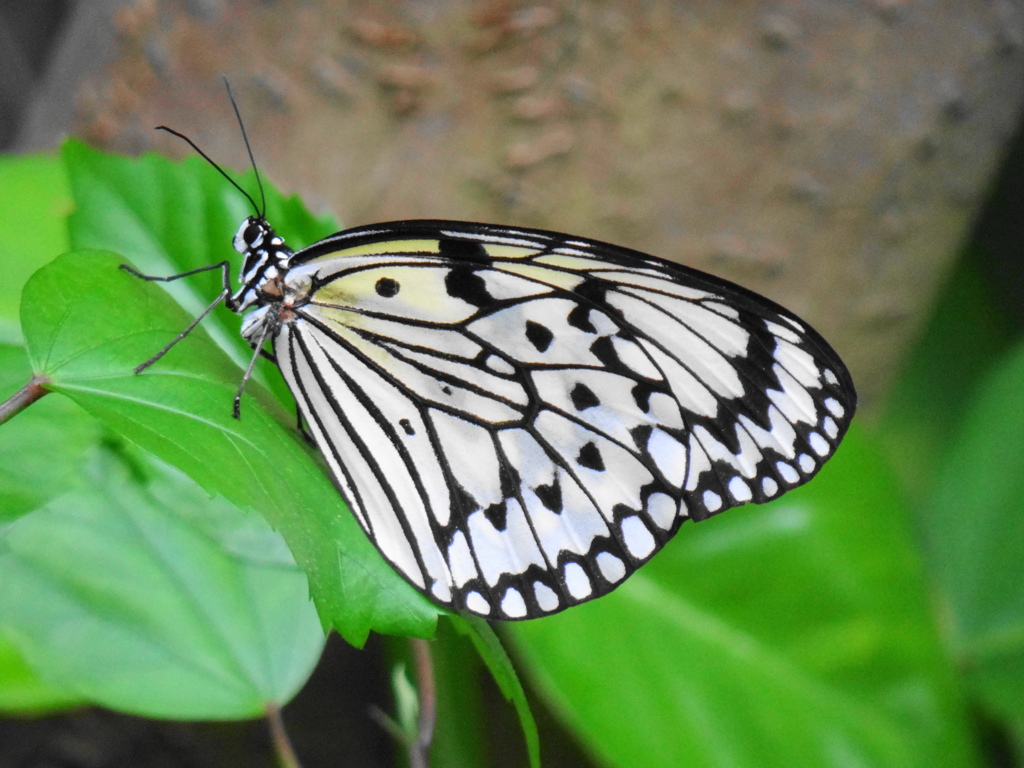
[{"left": 228, "top": 216, "right": 294, "bottom": 314}]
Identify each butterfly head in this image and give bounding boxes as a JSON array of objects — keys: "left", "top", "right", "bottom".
[
  {"left": 233, "top": 215, "right": 271, "bottom": 254},
  {"left": 230, "top": 216, "right": 294, "bottom": 312}
]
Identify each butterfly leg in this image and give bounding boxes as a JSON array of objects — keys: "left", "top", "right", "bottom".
[
  {"left": 120, "top": 261, "right": 233, "bottom": 373},
  {"left": 233, "top": 321, "right": 274, "bottom": 419}
]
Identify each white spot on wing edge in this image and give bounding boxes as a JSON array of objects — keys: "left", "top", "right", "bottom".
[
  {"left": 596, "top": 552, "right": 627, "bottom": 583},
  {"left": 728, "top": 476, "right": 752, "bottom": 503},
  {"left": 777, "top": 462, "right": 799, "bottom": 484},
  {"left": 762, "top": 476, "right": 779, "bottom": 497},
  {"left": 534, "top": 581, "right": 559, "bottom": 611},
  {"left": 465, "top": 591, "right": 490, "bottom": 615},
  {"left": 798, "top": 453, "right": 816, "bottom": 473},
  {"left": 808, "top": 432, "right": 830, "bottom": 456},
  {"left": 621, "top": 515, "right": 656, "bottom": 559},
  {"left": 647, "top": 492, "right": 677, "bottom": 530},
  {"left": 824, "top": 397, "right": 845, "bottom": 418},
  {"left": 563, "top": 562, "right": 592, "bottom": 599},
  {"left": 703, "top": 490, "right": 723, "bottom": 512},
  {"left": 431, "top": 580, "right": 452, "bottom": 603},
  {"left": 501, "top": 587, "right": 528, "bottom": 618}
]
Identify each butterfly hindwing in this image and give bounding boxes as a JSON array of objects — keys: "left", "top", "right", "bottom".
[{"left": 271, "top": 221, "right": 855, "bottom": 619}]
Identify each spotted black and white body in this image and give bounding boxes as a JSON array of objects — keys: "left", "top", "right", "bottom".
[{"left": 218, "top": 217, "right": 856, "bottom": 620}]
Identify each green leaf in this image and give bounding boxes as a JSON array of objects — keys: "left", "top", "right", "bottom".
[
  {"left": 0, "top": 447, "right": 325, "bottom": 719},
  {"left": 879, "top": 256, "right": 1016, "bottom": 498},
  {"left": 0, "top": 343, "right": 99, "bottom": 524},
  {"left": 0, "top": 634, "right": 83, "bottom": 714},
  {"left": 19, "top": 249, "right": 440, "bottom": 644},
  {"left": 449, "top": 615, "right": 540, "bottom": 768},
  {"left": 509, "top": 429, "right": 977, "bottom": 768},
  {"left": 927, "top": 338, "right": 1024, "bottom": 737},
  {"left": 429, "top": 622, "right": 490, "bottom": 767},
  {"left": 0, "top": 152, "right": 70, "bottom": 343}
]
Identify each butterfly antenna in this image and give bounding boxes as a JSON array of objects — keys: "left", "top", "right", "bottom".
[
  {"left": 155, "top": 124, "right": 261, "bottom": 216},
  {"left": 223, "top": 77, "right": 267, "bottom": 219}
]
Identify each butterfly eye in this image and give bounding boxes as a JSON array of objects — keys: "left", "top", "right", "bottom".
[
  {"left": 375, "top": 277, "right": 400, "bottom": 297},
  {"left": 244, "top": 222, "right": 263, "bottom": 246}
]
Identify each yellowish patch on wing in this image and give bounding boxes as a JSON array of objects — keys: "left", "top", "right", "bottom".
[
  {"left": 306, "top": 309, "right": 396, "bottom": 368},
  {"left": 497, "top": 262, "right": 585, "bottom": 290},
  {"left": 534, "top": 254, "right": 622, "bottom": 271},
  {"left": 307, "top": 303, "right": 370, "bottom": 332},
  {"left": 304, "top": 239, "right": 441, "bottom": 262},
  {"left": 483, "top": 244, "right": 542, "bottom": 259},
  {"left": 311, "top": 266, "right": 480, "bottom": 323}
]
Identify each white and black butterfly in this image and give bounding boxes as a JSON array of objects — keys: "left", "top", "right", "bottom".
[{"left": 129, "top": 127, "right": 856, "bottom": 621}]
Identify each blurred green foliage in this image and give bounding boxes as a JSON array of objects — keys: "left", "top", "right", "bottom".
[{"left": 0, "top": 143, "right": 1021, "bottom": 767}]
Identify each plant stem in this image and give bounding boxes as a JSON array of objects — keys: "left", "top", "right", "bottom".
[
  {"left": 266, "top": 702, "right": 302, "bottom": 768},
  {"left": 409, "top": 637, "right": 436, "bottom": 768},
  {"left": 0, "top": 376, "right": 50, "bottom": 426}
]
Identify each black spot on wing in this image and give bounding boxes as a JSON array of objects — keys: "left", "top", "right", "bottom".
[
  {"left": 525, "top": 320, "right": 554, "bottom": 352},
  {"left": 631, "top": 381, "right": 661, "bottom": 412},
  {"left": 570, "top": 382, "right": 600, "bottom": 411},
  {"left": 588, "top": 335, "right": 621, "bottom": 371},
  {"left": 576, "top": 441, "right": 605, "bottom": 471},
  {"left": 567, "top": 304, "right": 597, "bottom": 333},
  {"left": 445, "top": 266, "right": 492, "bottom": 307},
  {"left": 376, "top": 277, "right": 400, "bottom": 297},
  {"left": 440, "top": 237, "right": 492, "bottom": 265},
  {"left": 399, "top": 418, "right": 415, "bottom": 435},
  {"left": 630, "top": 424, "right": 654, "bottom": 452},
  {"left": 534, "top": 475, "right": 563, "bottom": 512},
  {"left": 573, "top": 278, "right": 609, "bottom": 306},
  {"left": 483, "top": 500, "right": 508, "bottom": 530}
]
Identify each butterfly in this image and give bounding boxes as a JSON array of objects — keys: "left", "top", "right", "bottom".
[{"left": 128, "top": 125, "right": 856, "bottom": 621}]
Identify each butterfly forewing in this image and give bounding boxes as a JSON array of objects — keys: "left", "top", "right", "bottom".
[{"left": 262, "top": 221, "right": 855, "bottom": 619}]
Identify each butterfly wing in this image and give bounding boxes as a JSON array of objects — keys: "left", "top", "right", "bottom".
[{"left": 273, "top": 221, "right": 856, "bottom": 619}]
